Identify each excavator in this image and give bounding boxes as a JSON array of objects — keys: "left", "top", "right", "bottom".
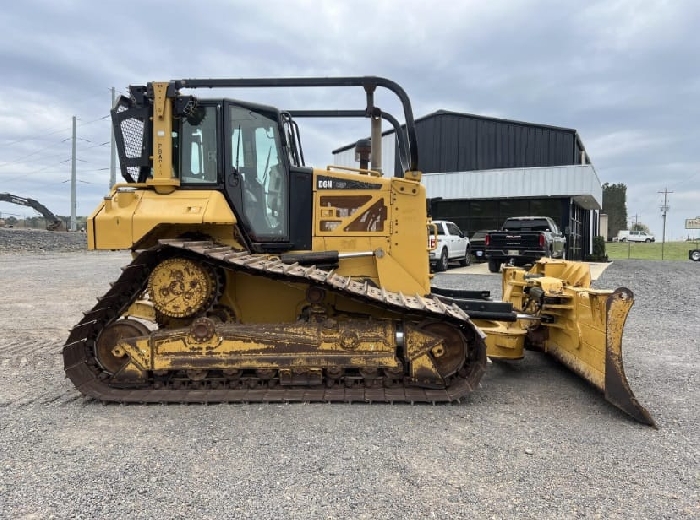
[
  {"left": 63, "top": 77, "right": 655, "bottom": 426},
  {"left": 0, "top": 192, "right": 66, "bottom": 231}
]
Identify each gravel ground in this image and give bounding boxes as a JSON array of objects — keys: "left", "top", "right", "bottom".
[{"left": 0, "top": 228, "right": 698, "bottom": 519}]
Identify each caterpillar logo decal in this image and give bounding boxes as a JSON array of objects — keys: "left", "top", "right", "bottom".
[{"left": 316, "top": 175, "right": 381, "bottom": 190}]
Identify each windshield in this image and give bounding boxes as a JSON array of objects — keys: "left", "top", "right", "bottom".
[
  {"left": 503, "top": 219, "right": 551, "bottom": 232},
  {"left": 230, "top": 105, "right": 287, "bottom": 240}
]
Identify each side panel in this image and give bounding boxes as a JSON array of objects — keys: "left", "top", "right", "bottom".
[
  {"left": 310, "top": 169, "right": 431, "bottom": 295},
  {"left": 90, "top": 189, "right": 236, "bottom": 250},
  {"left": 311, "top": 169, "right": 390, "bottom": 283}
]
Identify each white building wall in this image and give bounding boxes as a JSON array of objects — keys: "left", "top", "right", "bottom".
[
  {"left": 332, "top": 133, "right": 397, "bottom": 175},
  {"left": 332, "top": 148, "right": 355, "bottom": 169},
  {"left": 422, "top": 165, "right": 602, "bottom": 210}
]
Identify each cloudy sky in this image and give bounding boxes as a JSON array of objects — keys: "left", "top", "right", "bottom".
[{"left": 1, "top": 0, "right": 698, "bottom": 239}]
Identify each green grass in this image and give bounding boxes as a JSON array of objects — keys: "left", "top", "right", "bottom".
[{"left": 605, "top": 240, "right": 700, "bottom": 261}]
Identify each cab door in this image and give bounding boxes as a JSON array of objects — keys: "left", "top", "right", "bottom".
[{"left": 447, "top": 222, "right": 466, "bottom": 257}]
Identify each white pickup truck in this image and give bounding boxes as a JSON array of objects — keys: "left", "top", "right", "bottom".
[{"left": 428, "top": 220, "right": 471, "bottom": 272}]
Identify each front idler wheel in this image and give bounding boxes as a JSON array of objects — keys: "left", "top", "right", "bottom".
[
  {"left": 421, "top": 322, "right": 467, "bottom": 378},
  {"left": 95, "top": 319, "right": 150, "bottom": 373}
]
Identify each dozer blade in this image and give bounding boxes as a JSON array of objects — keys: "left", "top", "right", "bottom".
[
  {"left": 602, "top": 289, "right": 656, "bottom": 425},
  {"left": 471, "top": 260, "right": 656, "bottom": 427},
  {"left": 543, "top": 287, "right": 656, "bottom": 427}
]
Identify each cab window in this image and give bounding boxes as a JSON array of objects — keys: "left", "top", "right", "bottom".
[
  {"left": 180, "top": 105, "right": 218, "bottom": 184},
  {"left": 447, "top": 223, "right": 461, "bottom": 236},
  {"left": 230, "top": 105, "right": 287, "bottom": 240}
]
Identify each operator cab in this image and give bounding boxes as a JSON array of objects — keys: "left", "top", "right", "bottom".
[
  {"left": 112, "top": 77, "right": 421, "bottom": 254},
  {"left": 175, "top": 99, "right": 312, "bottom": 252}
]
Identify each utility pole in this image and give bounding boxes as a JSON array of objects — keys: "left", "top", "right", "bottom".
[
  {"left": 658, "top": 188, "right": 673, "bottom": 260},
  {"left": 630, "top": 214, "right": 639, "bottom": 229},
  {"left": 627, "top": 214, "right": 639, "bottom": 259},
  {"left": 71, "top": 115, "right": 77, "bottom": 232},
  {"left": 109, "top": 87, "right": 116, "bottom": 189}
]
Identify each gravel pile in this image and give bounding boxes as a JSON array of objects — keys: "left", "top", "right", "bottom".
[
  {"left": 0, "top": 243, "right": 697, "bottom": 519},
  {"left": 0, "top": 227, "right": 88, "bottom": 253}
]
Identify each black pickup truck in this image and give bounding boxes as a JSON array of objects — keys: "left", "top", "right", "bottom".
[{"left": 485, "top": 216, "right": 567, "bottom": 272}]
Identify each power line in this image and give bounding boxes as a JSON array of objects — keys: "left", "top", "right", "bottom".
[
  {"left": 0, "top": 115, "right": 110, "bottom": 168},
  {"left": 0, "top": 113, "right": 109, "bottom": 149},
  {"left": 0, "top": 148, "right": 71, "bottom": 170},
  {"left": 1, "top": 122, "right": 111, "bottom": 186},
  {"left": 79, "top": 140, "right": 110, "bottom": 150},
  {"left": 0, "top": 125, "right": 73, "bottom": 147},
  {"left": 1, "top": 84, "right": 116, "bottom": 148},
  {"left": 0, "top": 138, "right": 71, "bottom": 169},
  {"left": 0, "top": 160, "right": 73, "bottom": 182},
  {"left": 669, "top": 170, "right": 700, "bottom": 189},
  {"left": 76, "top": 114, "right": 111, "bottom": 128},
  {"left": 3, "top": 166, "right": 109, "bottom": 178}
]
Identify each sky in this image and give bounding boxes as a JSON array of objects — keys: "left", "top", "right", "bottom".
[{"left": 0, "top": 0, "right": 698, "bottom": 239}]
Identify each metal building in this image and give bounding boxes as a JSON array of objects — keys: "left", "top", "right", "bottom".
[{"left": 332, "top": 110, "right": 602, "bottom": 260}]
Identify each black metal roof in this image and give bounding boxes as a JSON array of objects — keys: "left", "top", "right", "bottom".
[{"left": 332, "top": 109, "right": 585, "bottom": 155}]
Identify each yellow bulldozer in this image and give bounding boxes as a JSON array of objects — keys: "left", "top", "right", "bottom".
[{"left": 63, "top": 77, "right": 654, "bottom": 426}]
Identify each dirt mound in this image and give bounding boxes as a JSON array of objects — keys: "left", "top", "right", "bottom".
[{"left": 0, "top": 228, "right": 88, "bottom": 253}]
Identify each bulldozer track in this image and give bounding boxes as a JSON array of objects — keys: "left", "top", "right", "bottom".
[{"left": 63, "top": 240, "right": 486, "bottom": 404}]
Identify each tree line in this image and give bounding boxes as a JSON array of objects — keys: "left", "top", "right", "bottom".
[{"left": 602, "top": 183, "right": 651, "bottom": 238}]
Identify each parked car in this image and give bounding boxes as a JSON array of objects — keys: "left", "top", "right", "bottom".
[
  {"left": 469, "top": 230, "right": 493, "bottom": 263},
  {"left": 428, "top": 220, "right": 470, "bottom": 272},
  {"left": 485, "top": 216, "right": 566, "bottom": 273},
  {"left": 621, "top": 230, "right": 656, "bottom": 243}
]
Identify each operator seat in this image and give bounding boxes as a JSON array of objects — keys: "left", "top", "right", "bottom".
[{"left": 242, "top": 171, "right": 269, "bottom": 236}]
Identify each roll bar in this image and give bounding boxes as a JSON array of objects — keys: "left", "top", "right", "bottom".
[
  {"left": 169, "top": 76, "right": 419, "bottom": 173},
  {"left": 286, "top": 110, "right": 410, "bottom": 176}
]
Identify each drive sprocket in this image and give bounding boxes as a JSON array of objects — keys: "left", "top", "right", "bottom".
[{"left": 147, "top": 257, "right": 218, "bottom": 318}]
